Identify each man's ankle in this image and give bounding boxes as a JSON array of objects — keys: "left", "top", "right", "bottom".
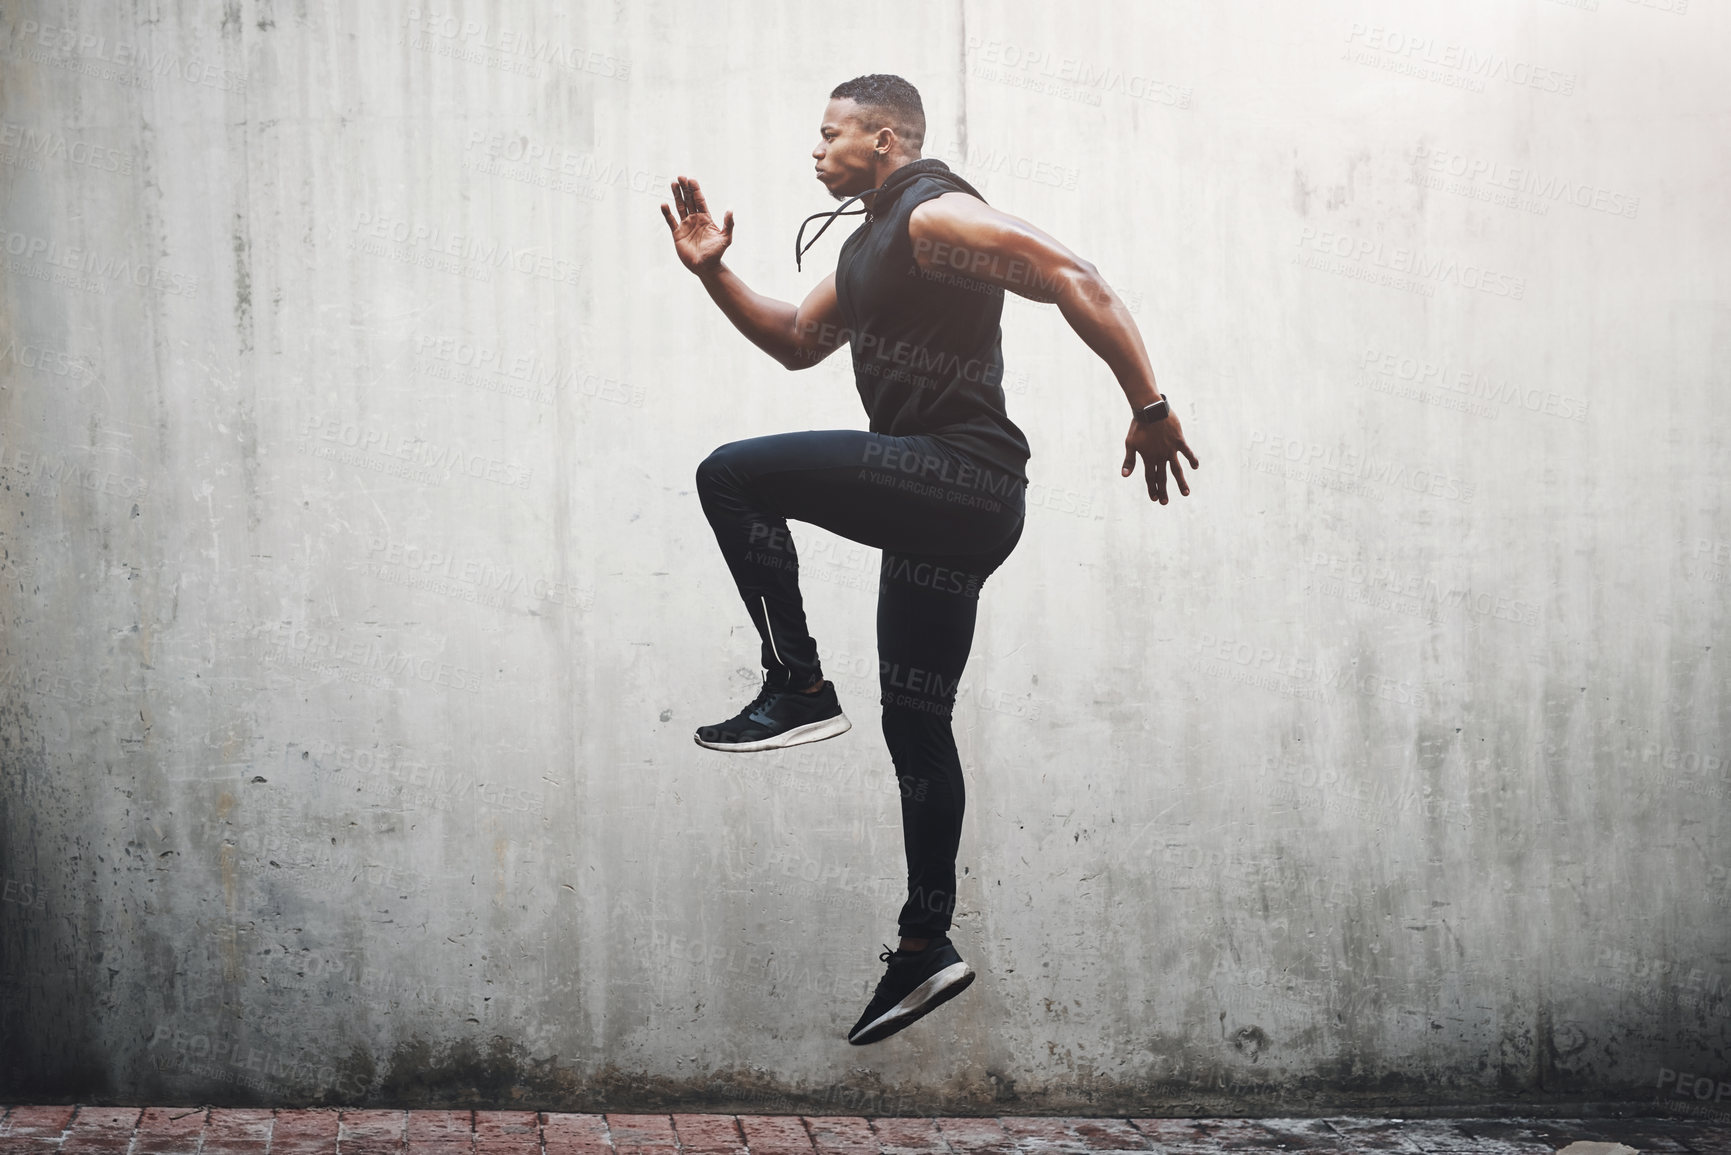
[{"left": 797, "top": 677, "right": 824, "bottom": 693}]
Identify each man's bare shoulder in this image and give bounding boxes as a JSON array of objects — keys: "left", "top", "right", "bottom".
[{"left": 909, "top": 190, "right": 993, "bottom": 229}]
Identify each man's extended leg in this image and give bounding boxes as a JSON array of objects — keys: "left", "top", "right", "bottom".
[
  {"left": 843, "top": 522, "right": 1025, "bottom": 1046},
  {"left": 876, "top": 524, "right": 1024, "bottom": 941}
]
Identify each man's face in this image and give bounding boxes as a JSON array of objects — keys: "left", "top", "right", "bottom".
[{"left": 812, "top": 98, "right": 884, "bottom": 200}]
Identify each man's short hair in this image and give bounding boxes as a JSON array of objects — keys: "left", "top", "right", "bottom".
[{"left": 830, "top": 74, "right": 925, "bottom": 152}]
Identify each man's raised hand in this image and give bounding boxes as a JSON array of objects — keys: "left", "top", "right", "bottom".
[{"left": 660, "top": 175, "right": 734, "bottom": 275}]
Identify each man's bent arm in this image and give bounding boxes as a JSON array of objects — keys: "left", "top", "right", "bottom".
[
  {"left": 909, "top": 193, "right": 1161, "bottom": 410},
  {"left": 695, "top": 264, "right": 845, "bottom": 372}
]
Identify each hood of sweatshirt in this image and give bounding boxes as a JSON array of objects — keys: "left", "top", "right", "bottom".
[{"left": 795, "top": 158, "right": 988, "bottom": 271}]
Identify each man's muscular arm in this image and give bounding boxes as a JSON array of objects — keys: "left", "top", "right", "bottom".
[
  {"left": 907, "top": 191, "right": 1200, "bottom": 504},
  {"left": 694, "top": 265, "right": 846, "bottom": 372},
  {"left": 662, "top": 175, "right": 846, "bottom": 372}
]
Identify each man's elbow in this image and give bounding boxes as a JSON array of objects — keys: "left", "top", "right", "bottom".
[
  {"left": 1057, "top": 259, "right": 1113, "bottom": 309},
  {"left": 1071, "top": 258, "right": 1104, "bottom": 290}
]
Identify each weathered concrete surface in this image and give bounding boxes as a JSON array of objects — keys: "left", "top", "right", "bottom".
[{"left": 1, "top": 0, "right": 1727, "bottom": 1113}]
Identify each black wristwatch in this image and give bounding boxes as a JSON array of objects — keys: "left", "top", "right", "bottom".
[{"left": 1133, "top": 393, "right": 1170, "bottom": 424}]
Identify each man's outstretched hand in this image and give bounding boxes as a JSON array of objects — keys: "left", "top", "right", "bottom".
[
  {"left": 1122, "top": 412, "right": 1199, "bottom": 505},
  {"left": 660, "top": 175, "right": 733, "bottom": 275}
]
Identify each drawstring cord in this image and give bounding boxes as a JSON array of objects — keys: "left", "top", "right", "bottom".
[
  {"left": 794, "top": 186, "right": 881, "bottom": 271},
  {"left": 794, "top": 160, "right": 967, "bottom": 270}
]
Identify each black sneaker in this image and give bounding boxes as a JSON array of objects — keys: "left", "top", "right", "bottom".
[
  {"left": 846, "top": 934, "right": 976, "bottom": 1045},
  {"left": 693, "top": 675, "right": 851, "bottom": 752}
]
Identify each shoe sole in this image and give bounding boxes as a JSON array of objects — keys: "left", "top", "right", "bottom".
[
  {"left": 847, "top": 961, "right": 975, "bottom": 1045},
  {"left": 693, "top": 711, "right": 852, "bottom": 753}
]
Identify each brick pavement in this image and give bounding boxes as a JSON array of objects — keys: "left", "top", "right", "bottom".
[{"left": 1, "top": 1108, "right": 1728, "bottom": 1155}]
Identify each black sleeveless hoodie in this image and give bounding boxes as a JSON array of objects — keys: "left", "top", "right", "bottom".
[{"left": 796, "top": 158, "right": 1032, "bottom": 486}]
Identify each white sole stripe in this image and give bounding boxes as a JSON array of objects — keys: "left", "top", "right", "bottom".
[
  {"left": 693, "top": 712, "right": 851, "bottom": 753},
  {"left": 852, "top": 961, "right": 974, "bottom": 1039}
]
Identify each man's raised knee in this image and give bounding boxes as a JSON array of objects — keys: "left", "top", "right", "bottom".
[{"left": 695, "top": 444, "right": 739, "bottom": 492}]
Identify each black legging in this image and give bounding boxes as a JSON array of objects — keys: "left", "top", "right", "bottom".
[{"left": 695, "top": 428, "right": 1027, "bottom": 938}]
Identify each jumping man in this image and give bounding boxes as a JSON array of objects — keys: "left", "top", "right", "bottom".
[{"left": 662, "top": 74, "right": 1197, "bottom": 1045}]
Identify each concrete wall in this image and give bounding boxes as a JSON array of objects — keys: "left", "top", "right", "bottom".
[{"left": 2, "top": 0, "right": 1727, "bottom": 1117}]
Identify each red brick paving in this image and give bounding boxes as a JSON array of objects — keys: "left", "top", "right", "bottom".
[
  {"left": 0, "top": 1107, "right": 79, "bottom": 1138},
  {"left": 604, "top": 1113, "right": 678, "bottom": 1155},
  {"left": 57, "top": 1109, "right": 141, "bottom": 1155},
  {"left": 337, "top": 1109, "right": 406, "bottom": 1155},
  {"left": 0, "top": 1107, "right": 1728, "bottom": 1154},
  {"left": 131, "top": 1107, "right": 207, "bottom": 1155},
  {"left": 0, "top": 1106, "right": 80, "bottom": 1155},
  {"left": 864, "top": 1118, "right": 944, "bottom": 1155},
  {"left": 929, "top": 1118, "right": 1016, "bottom": 1155},
  {"left": 1059, "top": 1120, "right": 1148, "bottom": 1152},
  {"left": 735, "top": 1117, "right": 812, "bottom": 1155},
  {"left": 669, "top": 1116, "right": 746, "bottom": 1155},
  {"left": 543, "top": 1115, "right": 619, "bottom": 1155},
  {"left": 266, "top": 1108, "right": 335, "bottom": 1154},
  {"left": 1244, "top": 1117, "right": 1350, "bottom": 1152},
  {"left": 473, "top": 1112, "right": 538, "bottom": 1155},
  {"left": 199, "top": 1108, "right": 273, "bottom": 1155},
  {"left": 994, "top": 1117, "right": 1086, "bottom": 1152},
  {"left": 802, "top": 1116, "right": 876, "bottom": 1155},
  {"left": 403, "top": 1110, "right": 472, "bottom": 1155},
  {"left": 540, "top": 1114, "right": 612, "bottom": 1155}
]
